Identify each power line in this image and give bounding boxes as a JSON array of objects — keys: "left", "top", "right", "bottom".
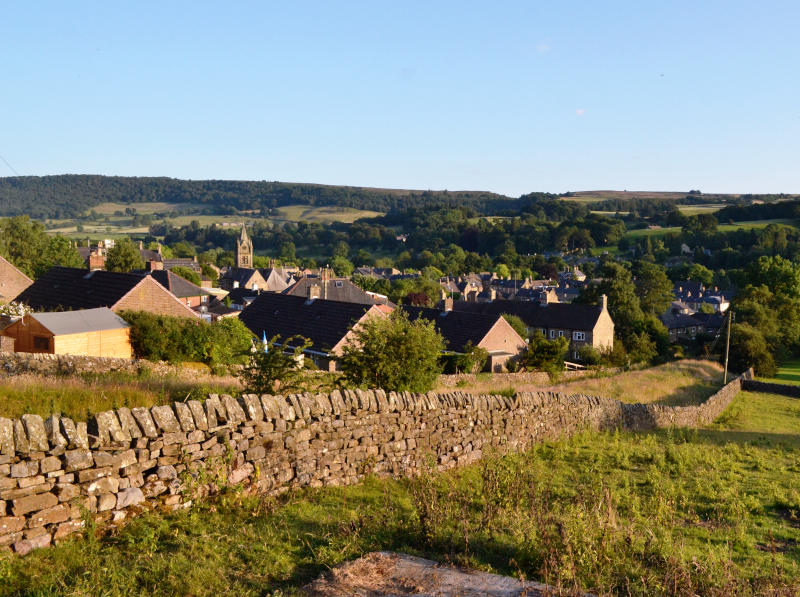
[{"left": 0, "top": 153, "right": 20, "bottom": 176}]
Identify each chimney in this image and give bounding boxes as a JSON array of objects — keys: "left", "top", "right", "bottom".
[
  {"left": 88, "top": 254, "right": 106, "bottom": 271},
  {"left": 322, "top": 267, "right": 330, "bottom": 300},
  {"left": 157, "top": 242, "right": 162, "bottom": 255},
  {"left": 443, "top": 297, "right": 453, "bottom": 312},
  {"left": 307, "top": 284, "right": 321, "bottom": 301},
  {"left": 599, "top": 294, "right": 608, "bottom": 310},
  {"left": 539, "top": 291, "right": 549, "bottom": 307},
  {"left": 147, "top": 260, "right": 164, "bottom": 272},
  {"left": 139, "top": 240, "right": 144, "bottom": 250}
]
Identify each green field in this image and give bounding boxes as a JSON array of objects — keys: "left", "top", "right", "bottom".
[
  {"left": 274, "top": 205, "right": 383, "bottom": 223},
  {"left": 624, "top": 218, "right": 797, "bottom": 239},
  {"left": 677, "top": 204, "right": 726, "bottom": 215},
  {"left": 89, "top": 201, "right": 203, "bottom": 215},
  {"left": 3, "top": 387, "right": 799, "bottom": 595},
  {"left": 758, "top": 358, "right": 800, "bottom": 386}
]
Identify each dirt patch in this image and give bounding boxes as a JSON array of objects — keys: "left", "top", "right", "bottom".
[{"left": 305, "top": 552, "right": 591, "bottom": 596}]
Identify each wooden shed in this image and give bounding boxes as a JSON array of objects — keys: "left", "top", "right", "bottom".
[{"left": 1, "top": 307, "right": 133, "bottom": 358}]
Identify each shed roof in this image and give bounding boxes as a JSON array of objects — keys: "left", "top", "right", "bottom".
[{"left": 31, "top": 307, "right": 129, "bottom": 336}]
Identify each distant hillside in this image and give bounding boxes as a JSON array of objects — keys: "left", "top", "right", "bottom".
[{"left": 0, "top": 175, "right": 519, "bottom": 219}]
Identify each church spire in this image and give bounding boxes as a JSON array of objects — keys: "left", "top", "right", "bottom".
[{"left": 236, "top": 222, "right": 253, "bottom": 268}]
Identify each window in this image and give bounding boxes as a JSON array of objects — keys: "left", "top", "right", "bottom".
[
  {"left": 202, "top": 295, "right": 208, "bottom": 303},
  {"left": 334, "top": 281, "right": 343, "bottom": 288},
  {"left": 574, "top": 351, "right": 580, "bottom": 360},
  {"left": 573, "top": 331, "right": 586, "bottom": 341},
  {"left": 558, "top": 330, "right": 564, "bottom": 338},
  {"left": 549, "top": 330, "right": 556, "bottom": 339},
  {"left": 690, "top": 327, "right": 696, "bottom": 335},
  {"left": 33, "top": 336, "right": 49, "bottom": 351}
]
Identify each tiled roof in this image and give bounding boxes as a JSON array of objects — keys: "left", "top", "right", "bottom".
[
  {"left": 239, "top": 293, "right": 375, "bottom": 353},
  {"left": 452, "top": 301, "right": 604, "bottom": 331},
  {"left": 401, "top": 306, "right": 505, "bottom": 353},
  {"left": 284, "top": 277, "right": 388, "bottom": 305},
  {"left": 15, "top": 267, "right": 145, "bottom": 311},
  {"left": 148, "top": 270, "right": 210, "bottom": 298}
]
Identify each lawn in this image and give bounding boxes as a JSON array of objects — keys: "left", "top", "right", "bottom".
[
  {"left": 624, "top": 219, "right": 798, "bottom": 240},
  {"left": 3, "top": 377, "right": 797, "bottom": 594},
  {"left": 758, "top": 358, "right": 800, "bottom": 386}
]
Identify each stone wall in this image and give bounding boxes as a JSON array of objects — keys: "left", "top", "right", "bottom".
[
  {"left": 0, "top": 351, "right": 176, "bottom": 377},
  {"left": 741, "top": 379, "right": 800, "bottom": 398},
  {"left": 0, "top": 370, "right": 750, "bottom": 555},
  {"left": 437, "top": 368, "right": 602, "bottom": 388}
]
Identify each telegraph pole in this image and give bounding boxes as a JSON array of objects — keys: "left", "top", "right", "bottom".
[{"left": 723, "top": 310, "right": 735, "bottom": 384}]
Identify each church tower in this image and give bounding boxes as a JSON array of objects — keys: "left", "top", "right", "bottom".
[{"left": 236, "top": 223, "right": 253, "bottom": 269}]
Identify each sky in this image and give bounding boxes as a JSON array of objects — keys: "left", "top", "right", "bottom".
[{"left": 1, "top": 1, "right": 798, "bottom": 196}]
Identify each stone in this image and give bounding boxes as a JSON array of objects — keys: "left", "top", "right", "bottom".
[
  {"left": 0, "top": 417, "right": 15, "bottom": 455},
  {"left": 115, "top": 449, "right": 137, "bottom": 468},
  {"left": 59, "top": 418, "right": 89, "bottom": 450},
  {"left": 116, "top": 408, "right": 143, "bottom": 439},
  {"left": 63, "top": 449, "right": 94, "bottom": 472},
  {"left": 11, "top": 460, "right": 38, "bottom": 477},
  {"left": 53, "top": 519, "right": 84, "bottom": 542},
  {"left": 90, "top": 411, "right": 130, "bottom": 445},
  {"left": 204, "top": 395, "right": 227, "bottom": 427},
  {"left": 222, "top": 395, "right": 246, "bottom": 424},
  {"left": 18, "top": 475, "right": 45, "bottom": 488},
  {"left": 260, "top": 395, "right": 281, "bottom": 420},
  {"left": 131, "top": 407, "right": 158, "bottom": 437},
  {"left": 40, "top": 455, "right": 62, "bottom": 474},
  {"left": 85, "top": 476, "right": 119, "bottom": 496},
  {"left": 228, "top": 463, "right": 254, "bottom": 484},
  {"left": 0, "top": 500, "right": 4, "bottom": 516},
  {"left": 13, "top": 533, "right": 51, "bottom": 555},
  {"left": 13, "top": 419, "right": 30, "bottom": 453},
  {"left": 0, "top": 516, "right": 25, "bottom": 535},
  {"left": 55, "top": 483, "right": 80, "bottom": 502},
  {"left": 93, "top": 451, "right": 114, "bottom": 467},
  {"left": 173, "top": 402, "right": 196, "bottom": 432},
  {"left": 187, "top": 400, "right": 208, "bottom": 430},
  {"left": 97, "top": 493, "right": 116, "bottom": 511},
  {"left": 240, "top": 395, "right": 264, "bottom": 421},
  {"left": 77, "top": 467, "right": 113, "bottom": 483},
  {"left": 151, "top": 406, "right": 181, "bottom": 433},
  {"left": 27, "top": 503, "right": 70, "bottom": 527},
  {"left": 157, "top": 465, "right": 177, "bottom": 480},
  {"left": 21, "top": 414, "right": 49, "bottom": 452},
  {"left": 116, "top": 487, "right": 144, "bottom": 509},
  {"left": 11, "top": 491, "right": 58, "bottom": 516}
]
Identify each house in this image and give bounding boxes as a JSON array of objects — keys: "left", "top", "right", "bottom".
[
  {"left": 1, "top": 307, "right": 133, "bottom": 358},
  {"left": 260, "top": 267, "right": 296, "bottom": 292},
  {"left": 673, "top": 281, "right": 730, "bottom": 313},
  {"left": 284, "top": 271, "right": 390, "bottom": 306},
  {"left": 659, "top": 309, "right": 725, "bottom": 343},
  {"left": 14, "top": 267, "right": 199, "bottom": 318},
  {"left": 403, "top": 301, "right": 527, "bottom": 371},
  {"left": 147, "top": 270, "right": 212, "bottom": 309},
  {"left": 239, "top": 293, "right": 388, "bottom": 371},
  {"left": 453, "top": 295, "right": 614, "bottom": 361},
  {"left": 0, "top": 255, "right": 33, "bottom": 304}
]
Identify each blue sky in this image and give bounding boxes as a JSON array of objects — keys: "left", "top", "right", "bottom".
[{"left": 1, "top": 1, "right": 798, "bottom": 196}]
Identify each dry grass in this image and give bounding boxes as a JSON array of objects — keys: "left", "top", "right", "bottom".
[
  {"left": 545, "top": 360, "right": 724, "bottom": 406},
  {"left": 0, "top": 367, "right": 243, "bottom": 420}
]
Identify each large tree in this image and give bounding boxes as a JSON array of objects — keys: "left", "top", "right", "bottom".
[
  {"left": 633, "top": 260, "right": 674, "bottom": 315},
  {"left": 105, "top": 238, "right": 145, "bottom": 273},
  {"left": 338, "top": 310, "right": 444, "bottom": 392}
]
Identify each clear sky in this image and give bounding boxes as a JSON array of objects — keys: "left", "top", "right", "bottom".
[{"left": 1, "top": 1, "right": 798, "bottom": 196}]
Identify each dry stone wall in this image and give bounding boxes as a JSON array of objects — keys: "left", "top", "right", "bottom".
[{"left": 0, "top": 370, "right": 751, "bottom": 555}]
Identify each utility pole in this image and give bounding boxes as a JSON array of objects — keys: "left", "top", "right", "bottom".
[{"left": 723, "top": 310, "right": 735, "bottom": 384}]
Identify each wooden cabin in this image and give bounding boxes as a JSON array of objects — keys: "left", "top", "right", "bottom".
[{"left": 1, "top": 307, "right": 133, "bottom": 358}]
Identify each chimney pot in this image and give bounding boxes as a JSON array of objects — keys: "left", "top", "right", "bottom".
[{"left": 599, "top": 294, "right": 608, "bottom": 310}]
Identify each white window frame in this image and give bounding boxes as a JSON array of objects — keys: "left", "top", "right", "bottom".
[
  {"left": 574, "top": 351, "right": 580, "bottom": 360},
  {"left": 549, "top": 330, "right": 556, "bottom": 339},
  {"left": 573, "top": 331, "right": 586, "bottom": 341},
  {"left": 558, "top": 330, "right": 564, "bottom": 338}
]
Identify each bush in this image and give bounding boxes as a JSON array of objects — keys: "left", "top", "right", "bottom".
[
  {"left": 171, "top": 266, "right": 202, "bottom": 286},
  {"left": 120, "top": 311, "right": 253, "bottom": 367},
  {"left": 240, "top": 334, "right": 311, "bottom": 394},
  {"left": 728, "top": 322, "right": 776, "bottom": 376},
  {"left": 522, "top": 332, "right": 568, "bottom": 378},
  {"left": 339, "top": 310, "right": 444, "bottom": 392}
]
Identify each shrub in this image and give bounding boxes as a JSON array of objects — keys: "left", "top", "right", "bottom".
[
  {"left": 240, "top": 334, "right": 311, "bottom": 394},
  {"left": 171, "top": 266, "right": 202, "bottom": 286},
  {"left": 339, "top": 310, "right": 445, "bottom": 392},
  {"left": 522, "top": 332, "right": 568, "bottom": 378}
]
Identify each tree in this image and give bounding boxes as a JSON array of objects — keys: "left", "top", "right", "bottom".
[
  {"left": 522, "top": 332, "right": 568, "bottom": 377},
  {"left": 633, "top": 261, "right": 674, "bottom": 315},
  {"left": 503, "top": 314, "right": 528, "bottom": 339},
  {"left": 330, "top": 255, "right": 354, "bottom": 277},
  {"left": 339, "top": 310, "right": 445, "bottom": 392},
  {"left": 687, "top": 263, "right": 714, "bottom": 286},
  {"left": 171, "top": 266, "right": 201, "bottom": 286},
  {"left": 240, "top": 334, "right": 311, "bottom": 394},
  {"left": 728, "top": 323, "right": 775, "bottom": 377},
  {"left": 105, "top": 238, "right": 145, "bottom": 272}
]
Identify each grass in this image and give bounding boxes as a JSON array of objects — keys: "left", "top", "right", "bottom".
[
  {"left": 89, "top": 201, "right": 203, "bottom": 215},
  {"left": 2, "top": 388, "right": 799, "bottom": 595},
  {"left": 274, "top": 205, "right": 383, "bottom": 223},
  {"left": 546, "top": 360, "right": 724, "bottom": 406},
  {"left": 758, "top": 358, "right": 800, "bottom": 387},
  {"left": 0, "top": 367, "right": 242, "bottom": 420},
  {"left": 624, "top": 219, "right": 798, "bottom": 239}
]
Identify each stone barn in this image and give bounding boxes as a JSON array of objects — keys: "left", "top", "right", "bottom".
[{"left": 1, "top": 307, "right": 133, "bottom": 358}]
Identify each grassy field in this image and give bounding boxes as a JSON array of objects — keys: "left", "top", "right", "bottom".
[
  {"left": 624, "top": 218, "right": 797, "bottom": 239},
  {"left": 677, "top": 204, "right": 725, "bottom": 215},
  {"left": 0, "top": 366, "right": 242, "bottom": 420},
  {"left": 546, "top": 360, "right": 724, "bottom": 406},
  {"left": 2, "top": 387, "right": 798, "bottom": 595},
  {"left": 758, "top": 358, "right": 800, "bottom": 386},
  {"left": 275, "top": 205, "right": 383, "bottom": 223},
  {"left": 89, "top": 202, "right": 202, "bottom": 215}
]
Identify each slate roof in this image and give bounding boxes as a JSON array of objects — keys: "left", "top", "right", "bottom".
[
  {"left": 659, "top": 311, "right": 703, "bottom": 331},
  {"left": 239, "top": 293, "right": 375, "bottom": 353},
  {"left": 15, "top": 267, "right": 146, "bottom": 311},
  {"left": 258, "top": 268, "right": 295, "bottom": 292},
  {"left": 401, "top": 306, "right": 506, "bottom": 353},
  {"left": 284, "top": 277, "right": 388, "bottom": 305},
  {"left": 221, "top": 268, "right": 263, "bottom": 286},
  {"left": 148, "top": 270, "right": 210, "bottom": 298},
  {"left": 162, "top": 258, "right": 201, "bottom": 272},
  {"left": 32, "top": 307, "right": 129, "bottom": 335},
  {"left": 452, "top": 301, "right": 604, "bottom": 331}
]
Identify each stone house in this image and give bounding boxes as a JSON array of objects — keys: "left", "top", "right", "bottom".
[
  {"left": 284, "top": 271, "right": 390, "bottom": 306},
  {"left": 1, "top": 307, "right": 133, "bottom": 358},
  {"left": 0, "top": 255, "right": 33, "bottom": 304},
  {"left": 147, "top": 270, "right": 211, "bottom": 309},
  {"left": 239, "top": 293, "right": 389, "bottom": 371},
  {"left": 453, "top": 295, "right": 614, "bottom": 361},
  {"left": 14, "top": 267, "right": 199, "bottom": 319}
]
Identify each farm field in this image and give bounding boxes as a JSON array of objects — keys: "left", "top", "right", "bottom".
[
  {"left": 89, "top": 201, "right": 204, "bottom": 215},
  {"left": 624, "top": 218, "right": 797, "bottom": 239},
  {"left": 758, "top": 358, "right": 800, "bottom": 386},
  {"left": 3, "top": 387, "right": 798, "bottom": 596},
  {"left": 274, "top": 205, "right": 383, "bottom": 223}
]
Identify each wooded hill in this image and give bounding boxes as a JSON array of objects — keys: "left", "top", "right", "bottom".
[{"left": 0, "top": 175, "right": 523, "bottom": 219}]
